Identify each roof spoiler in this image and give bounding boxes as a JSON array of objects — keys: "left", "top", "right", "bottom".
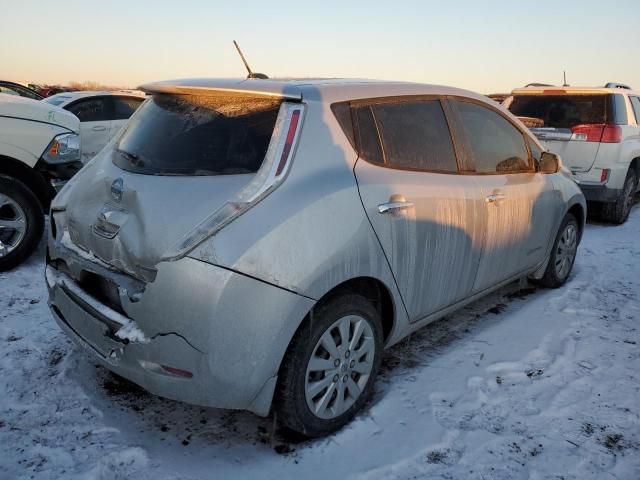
[
  {"left": 604, "top": 82, "right": 632, "bottom": 90},
  {"left": 138, "top": 79, "right": 302, "bottom": 101}
]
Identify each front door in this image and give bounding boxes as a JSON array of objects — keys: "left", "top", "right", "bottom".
[
  {"left": 352, "top": 99, "right": 485, "bottom": 322},
  {"left": 449, "top": 99, "right": 559, "bottom": 292}
]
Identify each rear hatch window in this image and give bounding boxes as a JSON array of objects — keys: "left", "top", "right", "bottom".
[
  {"left": 114, "top": 94, "right": 282, "bottom": 175},
  {"left": 508, "top": 95, "right": 606, "bottom": 128}
]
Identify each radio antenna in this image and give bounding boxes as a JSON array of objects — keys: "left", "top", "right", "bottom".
[
  {"left": 563, "top": 70, "right": 569, "bottom": 87},
  {"left": 233, "top": 41, "right": 268, "bottom": 79}
]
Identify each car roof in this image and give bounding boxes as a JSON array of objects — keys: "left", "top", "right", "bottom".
[
  {"left": 45, "top": 90, "right": 146, "bottom": 105},
  {"left": 139, "top": 77, "right": 491, "bottom": 104},
  {"left": 511, "top": 86, "right": 639, "bottom": 96},
  {"left": 0, "top": 80, "right": 44, "bottom": 99}
]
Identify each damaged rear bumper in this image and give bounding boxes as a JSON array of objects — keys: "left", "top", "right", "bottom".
[
  {"left": 47, "top": 267, "right": 213, "bottom": 408},
  {"left": 46, "top": 238, "right": 315, "bottom": 416}
]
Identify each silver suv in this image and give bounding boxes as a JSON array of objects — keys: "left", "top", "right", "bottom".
[
  {"left": 505, "top": 83, "right": 640, "bottom": 224},
  {"left": 46, "top": 79, "right": 585, "bottom": 437}
]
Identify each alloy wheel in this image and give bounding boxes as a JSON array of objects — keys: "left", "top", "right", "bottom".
[
  {"left": 0, "top": 192, "right": 27, "bottom": 258},
  {"left": 554, "top": 222, "right": 577, "bottom": 280},
  {"left": 304, "top": 315, "right": 376, "bottom": 419}
]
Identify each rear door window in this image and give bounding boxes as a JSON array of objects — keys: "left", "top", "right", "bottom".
[
  {"left": 353, "top": 99, "right": 458, "bottom": 173},
  {"left": 372, "top": 100, "right": 458, "bottom": 172},
  {"left": 113, "top": 96, "right": 145, "bottom": 120},
  {"left": 114, "top": 94, "right": 282, "bottom": 176},
  {"left": 67, "top": 97, "right": 112, "bottom": 122},
  {"left": 454, "top": 100, "right": 531, "bottom": 174},
  {"left": 508, "top": 95, "right": 606, "bottom": 128}
]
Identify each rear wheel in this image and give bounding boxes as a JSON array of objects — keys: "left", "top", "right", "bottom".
[
  {"left": 275, "top": 294, "right": 383, "bottom": 437},
  {"left": 602, "top": 168, "right": 637, "bottom": 224},
  {"left": 537, "top": 213, "right": 579, "bottom": 288},
  {"left": 0, "top": 176, "right": 44, "bottom": 271}
]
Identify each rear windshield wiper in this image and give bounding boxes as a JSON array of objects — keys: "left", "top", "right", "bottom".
[{"left": 117, "top": 149, "right": 145, "bottom": 168}]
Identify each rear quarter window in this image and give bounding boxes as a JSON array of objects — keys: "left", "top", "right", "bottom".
[
  {"left": 609, "top": 94, "right": 628, "bottom": 125},
  {"left": 114, "top": 94, "right": 282, "bottom": 176}
]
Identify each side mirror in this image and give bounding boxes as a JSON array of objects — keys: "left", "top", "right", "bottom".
[{"left": 539, "top": 152, "right": 561, "bottom": 174}]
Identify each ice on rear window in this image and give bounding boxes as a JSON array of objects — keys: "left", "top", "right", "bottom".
[
  {"left": 508, "top": 95, "right": 606, "bottom": 129},
  {"left": 114, "top": 94, "right": 282, "bottom": 176}
]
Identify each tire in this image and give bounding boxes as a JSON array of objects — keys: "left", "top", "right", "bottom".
[
  {"left": 274, "top": 293, "right": 383, "bottom": 437},
  {"left": 602, "top": 168, "right": 637, "bottom": 225},
  {"left": 537, "top": 213, "right": 579, "bottom": 288},
  {"left": 0, "top": 175, "right": 44, "bottom": 271}
]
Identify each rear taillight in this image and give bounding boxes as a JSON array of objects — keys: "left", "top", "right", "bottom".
[
  {"left": 276, "top": 109, "right": 301, "bottom": 175},
  {"left": 600, "top": 125, "right": 622, "bottom": 143},
  {"left": 570, "top": 124, "right": 604, "bottom": 142},
  {"left": 600, "top": 169, "right": 611, "bottom": 183},
  {"left": 570, "top": 124, "right": 622, "bottom": 143}
]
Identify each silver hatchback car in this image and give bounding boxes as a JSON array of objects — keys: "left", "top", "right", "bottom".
[{"left": 47, "top": 78, "right": 586, "bottom": 437}]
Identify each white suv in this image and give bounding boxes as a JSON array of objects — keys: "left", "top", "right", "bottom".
[
  {"left": 0, "top": 93, "right": 81, "bottom": 270},
  {"left": 505, "top": 83, "right": 640, "bottom": 223}
]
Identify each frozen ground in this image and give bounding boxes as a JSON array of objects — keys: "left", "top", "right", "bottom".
[{"left": 1, "top": 208, "right": 639, "bottom": 480}]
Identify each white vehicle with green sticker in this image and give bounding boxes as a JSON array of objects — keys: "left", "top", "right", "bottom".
[{"left": 0, "top": 93, "right": 81, "bottom": 270}]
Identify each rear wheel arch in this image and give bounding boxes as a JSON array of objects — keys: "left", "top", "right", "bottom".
[
  {"left": 0, "top": 155, "right": 53, "bottom": 211},
  {"left": 311, "top": 276, "right": 396, "bottom": 344},
  {"left": 276, "top": 276, "right": 396, "bottom": 380}
]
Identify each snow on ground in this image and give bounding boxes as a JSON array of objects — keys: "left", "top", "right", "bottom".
[{"left": 1, "top": 208, "right": 639, "bottom": 480}]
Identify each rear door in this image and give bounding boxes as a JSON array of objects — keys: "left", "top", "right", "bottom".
[
  {"left": 507, "top": 93, "right": 608, "bottom": 172},
  {"left": 66, "top": 96, "right": 113, "bottom": 163},
  {"left": 110, "top": 96, "right": 145, "bottom": 139},
  {"left": 352, "top": 97, "right": 485, "bottom": 322},
  {"left": 450, "top": 99, "right": 559, "bottom": 292}
]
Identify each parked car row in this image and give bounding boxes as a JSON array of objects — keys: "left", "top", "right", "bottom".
[{"left": 2, "top": 74, "right": 636, "bottom": 437}]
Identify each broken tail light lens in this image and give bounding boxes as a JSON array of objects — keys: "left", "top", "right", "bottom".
[{"left": 163, "top": 103, "right": 305, "bottom": 260}]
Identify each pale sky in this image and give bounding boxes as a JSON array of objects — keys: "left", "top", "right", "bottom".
[{"left": 2, "top": 0, "right": 639, "bottom": 93}]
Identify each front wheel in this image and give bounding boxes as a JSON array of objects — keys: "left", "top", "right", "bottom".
[
  {"left": 0, "top": 176, "right": 44, "bottom": 271},
  {"left": 274, "top": 294, "right": 383, "bottom": 437},
  {"left": 537, "top": 213, "right": 579, "bottom": 288}
]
